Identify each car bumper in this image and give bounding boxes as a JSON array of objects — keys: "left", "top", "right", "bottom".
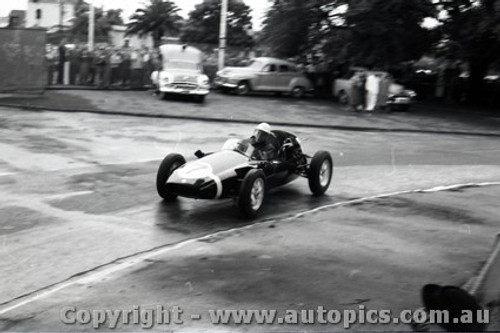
[
  {"left": 215, "top": 82, "right": 238, "bottom": 89},
  {"left": 214, "top": 77, "right": 238, "bottom": 89},
  {"left": 387, "top": 96, "right": 412, "bottom": 105},
  {"left": 159, "top": 84, "right": 209, "bottom": 96}
]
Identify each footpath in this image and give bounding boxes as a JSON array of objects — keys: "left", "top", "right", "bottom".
[{"left": 0, "top": 89, "right": 499, "bottom": 136}]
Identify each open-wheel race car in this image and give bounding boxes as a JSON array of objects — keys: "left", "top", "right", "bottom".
[{"left": 156, "top": 128, "right": 333, "bottom": 218}]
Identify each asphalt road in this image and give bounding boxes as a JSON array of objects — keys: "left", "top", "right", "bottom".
[{"left": 0, "top": 95, "right": 499, "bottom": 331}]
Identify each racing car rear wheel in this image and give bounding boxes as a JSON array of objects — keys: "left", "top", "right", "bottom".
[
  {"left": 156, "top": 153, "right": 186, "bottom": 201},
  {"left": 238, "top": 170, "right": 266, "bottom": 218},
  {"left": 308, "top": 151, "right": 333, "bottom": 196}
]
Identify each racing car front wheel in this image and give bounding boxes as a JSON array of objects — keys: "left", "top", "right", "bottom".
[
  {"left": 238, "top": 170, "right": 266, "bottom": 218},
  {"left": 156, "top": 153, "right": 186, "bottom": 201},
  {"left": 308, "top": 151, "right": 333, "bottom": 196}
]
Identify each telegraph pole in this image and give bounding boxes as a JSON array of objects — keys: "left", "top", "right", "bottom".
[
  {"left": 218, "top": 0, "right": 228, "bottom": 70},
  {"left": 59, "top": 0, "right": 63, "bottom": 31},
  {"left": 88, "top": 1, "right": 95, "bottom": 51}
]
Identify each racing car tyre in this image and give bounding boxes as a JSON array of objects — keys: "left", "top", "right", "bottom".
[
  {"left": 308, "top": 151, "right": 333, "bottom": 196},
  {"left": 238, "top": 169, "right": 266, "bottom": 218},
  {"left": 156, "top": 153, "right": 186, "bottom": 201}
]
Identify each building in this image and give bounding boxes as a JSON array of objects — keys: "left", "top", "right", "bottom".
[
  {"left": 109, "top": 25, "right": 153, "bottom": 49},
  {"left": 8, "top": 10, "right": 26, "bottom": 28},
  {"left": 25, "top": 0, "right": 77, "bottom": 32},
  {"left": 0, "top": 16, "right": 9, "bottom": 28}
]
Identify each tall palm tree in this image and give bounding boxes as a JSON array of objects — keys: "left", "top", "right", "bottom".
[{"left": 126, "top": 0, "right": 182, "bottom": 47}]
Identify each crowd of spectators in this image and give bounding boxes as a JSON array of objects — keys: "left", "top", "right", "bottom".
[{"left": 45, "top": 42, "right": 160, "bottom": 89}]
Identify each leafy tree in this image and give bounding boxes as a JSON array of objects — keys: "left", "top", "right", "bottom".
[
  {"left": 336, "top": 0, "right": 437, "bottom": 68},
  {"left": 261, "top": 0, "right": 337, "bottom": 58},
  {"left": 126, "top": 0, "right": 182, "bottom": 47},
  {"left": 180, "top": 0, "right": 254, "bottom": 47},
  {"left": 435, "top": 0, "right": 500, "bottom": 103},
  {"left": 70, "top": 0, "right": 124, "bottom": 43}
]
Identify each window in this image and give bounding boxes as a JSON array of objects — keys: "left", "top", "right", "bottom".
[
  {"left": 263, "top": 64, "right": 277, "bottom": 72},
  {"left": 36, "top": 9, "right": 42, "bottom": 20},
  {"left": 279, "top": 65, "right": 289, "bottom": 72}
]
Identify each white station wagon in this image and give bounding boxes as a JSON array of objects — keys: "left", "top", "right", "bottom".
[
  {"left": 214, "top": 57, "right": 313, "bottom": 98},
  {"left": 151, "top": 44, "right": 210, "bottom": 103}
]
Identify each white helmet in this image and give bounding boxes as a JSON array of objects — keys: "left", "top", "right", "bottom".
[
  {"left": 253, "top": 123, "right": 272, "bottom": 144},
  {"left": 256, "top": 122, "right": 272, "bottom": 134}
]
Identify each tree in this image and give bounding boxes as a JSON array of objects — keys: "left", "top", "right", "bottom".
[
  {"left": 180, "top": 0, "right": 254, "bottom": 47},
  {"left": 70, "top": 0, "right": 124, "bottom": 43},
  {"left": 126, "top": 0, "right": 182, "bottom": 47},
  {"left": 262, "top": 0, "right": 437, "bottom": 68},
  {"left": 261, "top": 0, "right": 336, "bottom": 58},
  {"left": 337, "top": 0, "right": 437, "bottom": 68},
  {"left": 435, "top": 0, "right": 500, "bottom": 103}
]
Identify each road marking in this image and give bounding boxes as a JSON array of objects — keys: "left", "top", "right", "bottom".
[
  {"left": 0, "top": 172, "right": 15, "bottom": 177},
  {"left": 44, "top": 191, "right": 94, "bottom": 201},
  {"left": 1, "top": 181, "right": 500, "bottom": 315}
]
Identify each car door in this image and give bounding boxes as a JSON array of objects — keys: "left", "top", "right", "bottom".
[
  {"left": 275, "top": 64, "right": 295, "bottom": 91},
  {"left": 253, "top": 64, "right": 277, "bottom": 91}
]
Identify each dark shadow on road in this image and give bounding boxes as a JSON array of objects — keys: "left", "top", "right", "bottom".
[{"left": 153, "top": 183, "right": 341, "bottom": 236}]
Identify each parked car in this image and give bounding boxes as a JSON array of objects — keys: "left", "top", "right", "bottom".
[
  {"left": 333, "top": 68, "right": 416, "bottom": 110},
  {"left": 214, "top": 57, "right": 313, "bottom": 98},
  {"left": 151, "top": 44, "right": 210, "bottom": 103}
]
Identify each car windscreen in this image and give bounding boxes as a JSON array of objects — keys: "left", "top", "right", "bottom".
[
  {"left": 221, "top": 139, "right": 254, "bottom": 158},
  {"left": 246, "top": 60, "right": 264, "bottom": 71},
  {"left": 163, "top": 61, "right": 201, "bottom": 71}
]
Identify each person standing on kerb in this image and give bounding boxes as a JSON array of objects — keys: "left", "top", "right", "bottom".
[
  {"left": 349, "top": 72, "right": 367, "bottom": 111},
  {"left": 365, "top": 73, "right": 380, "bottom": 112},
  {"left": 57, "top": 39, "right": 67, "bottom": 85}
]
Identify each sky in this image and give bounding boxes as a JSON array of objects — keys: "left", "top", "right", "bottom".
[{"left": 0, "top": 0, "right": 270, "bottom": 29}]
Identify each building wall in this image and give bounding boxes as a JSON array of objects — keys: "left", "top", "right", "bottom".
[
  {"left": 109, "top": 25, "right": 153, "bottom": 49},
  {"left": 26, "top": 0, "right": 76, "bottom": 31},
  {"left": 0, "top": 28, "right": 46, "bottom": 93}
]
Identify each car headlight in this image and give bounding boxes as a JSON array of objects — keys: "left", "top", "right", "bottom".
[
  {"left": 198, "top": 75, "right": 210, "bottom": 86},
  {"left": 159, "top": 72, "right": 174, "bottom": 84},
  {"left": 406, "top": 90, "right": 417, "bottom": 98}
]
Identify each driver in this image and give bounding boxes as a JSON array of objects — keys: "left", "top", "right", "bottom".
[{"left": 250, "top": 123, "right": 280, "bottom": 160}]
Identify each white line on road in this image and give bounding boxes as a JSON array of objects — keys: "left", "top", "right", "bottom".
[{"left": 1, "top": 181, "right": 500, "bottom": 316}]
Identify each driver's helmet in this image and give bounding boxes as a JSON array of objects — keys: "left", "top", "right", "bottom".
[{"left": 252, "top": 123, "right": 272, "bottom": 145}]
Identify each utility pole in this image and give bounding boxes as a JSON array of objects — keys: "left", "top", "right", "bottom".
[
  {"left": 218, "top": 0, "right": 228, "bottom": 70},
  {"left": 59, "top": 0, "right": 64, "bottom": 31},
  {"left": 88, "top": 1, "right": 95, "bottom": 51}
]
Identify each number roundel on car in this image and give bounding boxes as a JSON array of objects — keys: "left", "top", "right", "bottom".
[{"left": 177, "top": 163, "right": 213, "bottom": 179}]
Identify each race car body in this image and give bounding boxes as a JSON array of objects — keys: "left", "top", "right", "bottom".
[{"left": 156, "top": 130, "right": 333, "bottom": 218}]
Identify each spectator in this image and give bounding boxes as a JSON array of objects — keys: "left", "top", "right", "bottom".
[
  {"left": 78, "top": 46, "right": 91, "bottom": 85},
  {"left": 142, "top": 47, "right": 153, "bottom": 87},
  {"left": 57, "top": 40, "right": 67, "bottom": 85},
  {"left": 45, "top": 45, "right": 58, "bottom": 85},
  {"left": 130, "top": 49, "right": 144, "bottom": 89},
  {"left": 69, "top": 46, "right": 80, "bottom": 85},
  {"left": 377, "top": 73, "right": 390, "bottom": 109},
  {"left": 349, "top": 72, "right": 366, "bottom": 111},
  {"left": 110, "top": 49, "right": 122, "bottom": 85},
  {"left": 365, "top": 73, "right": 380, "bottom": 112},
  {"left": 94, "top": 47, "right": 109, "bottom": 89},
  {"left": 120, "top": 47, "right": 131, "bottom": 87}
]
